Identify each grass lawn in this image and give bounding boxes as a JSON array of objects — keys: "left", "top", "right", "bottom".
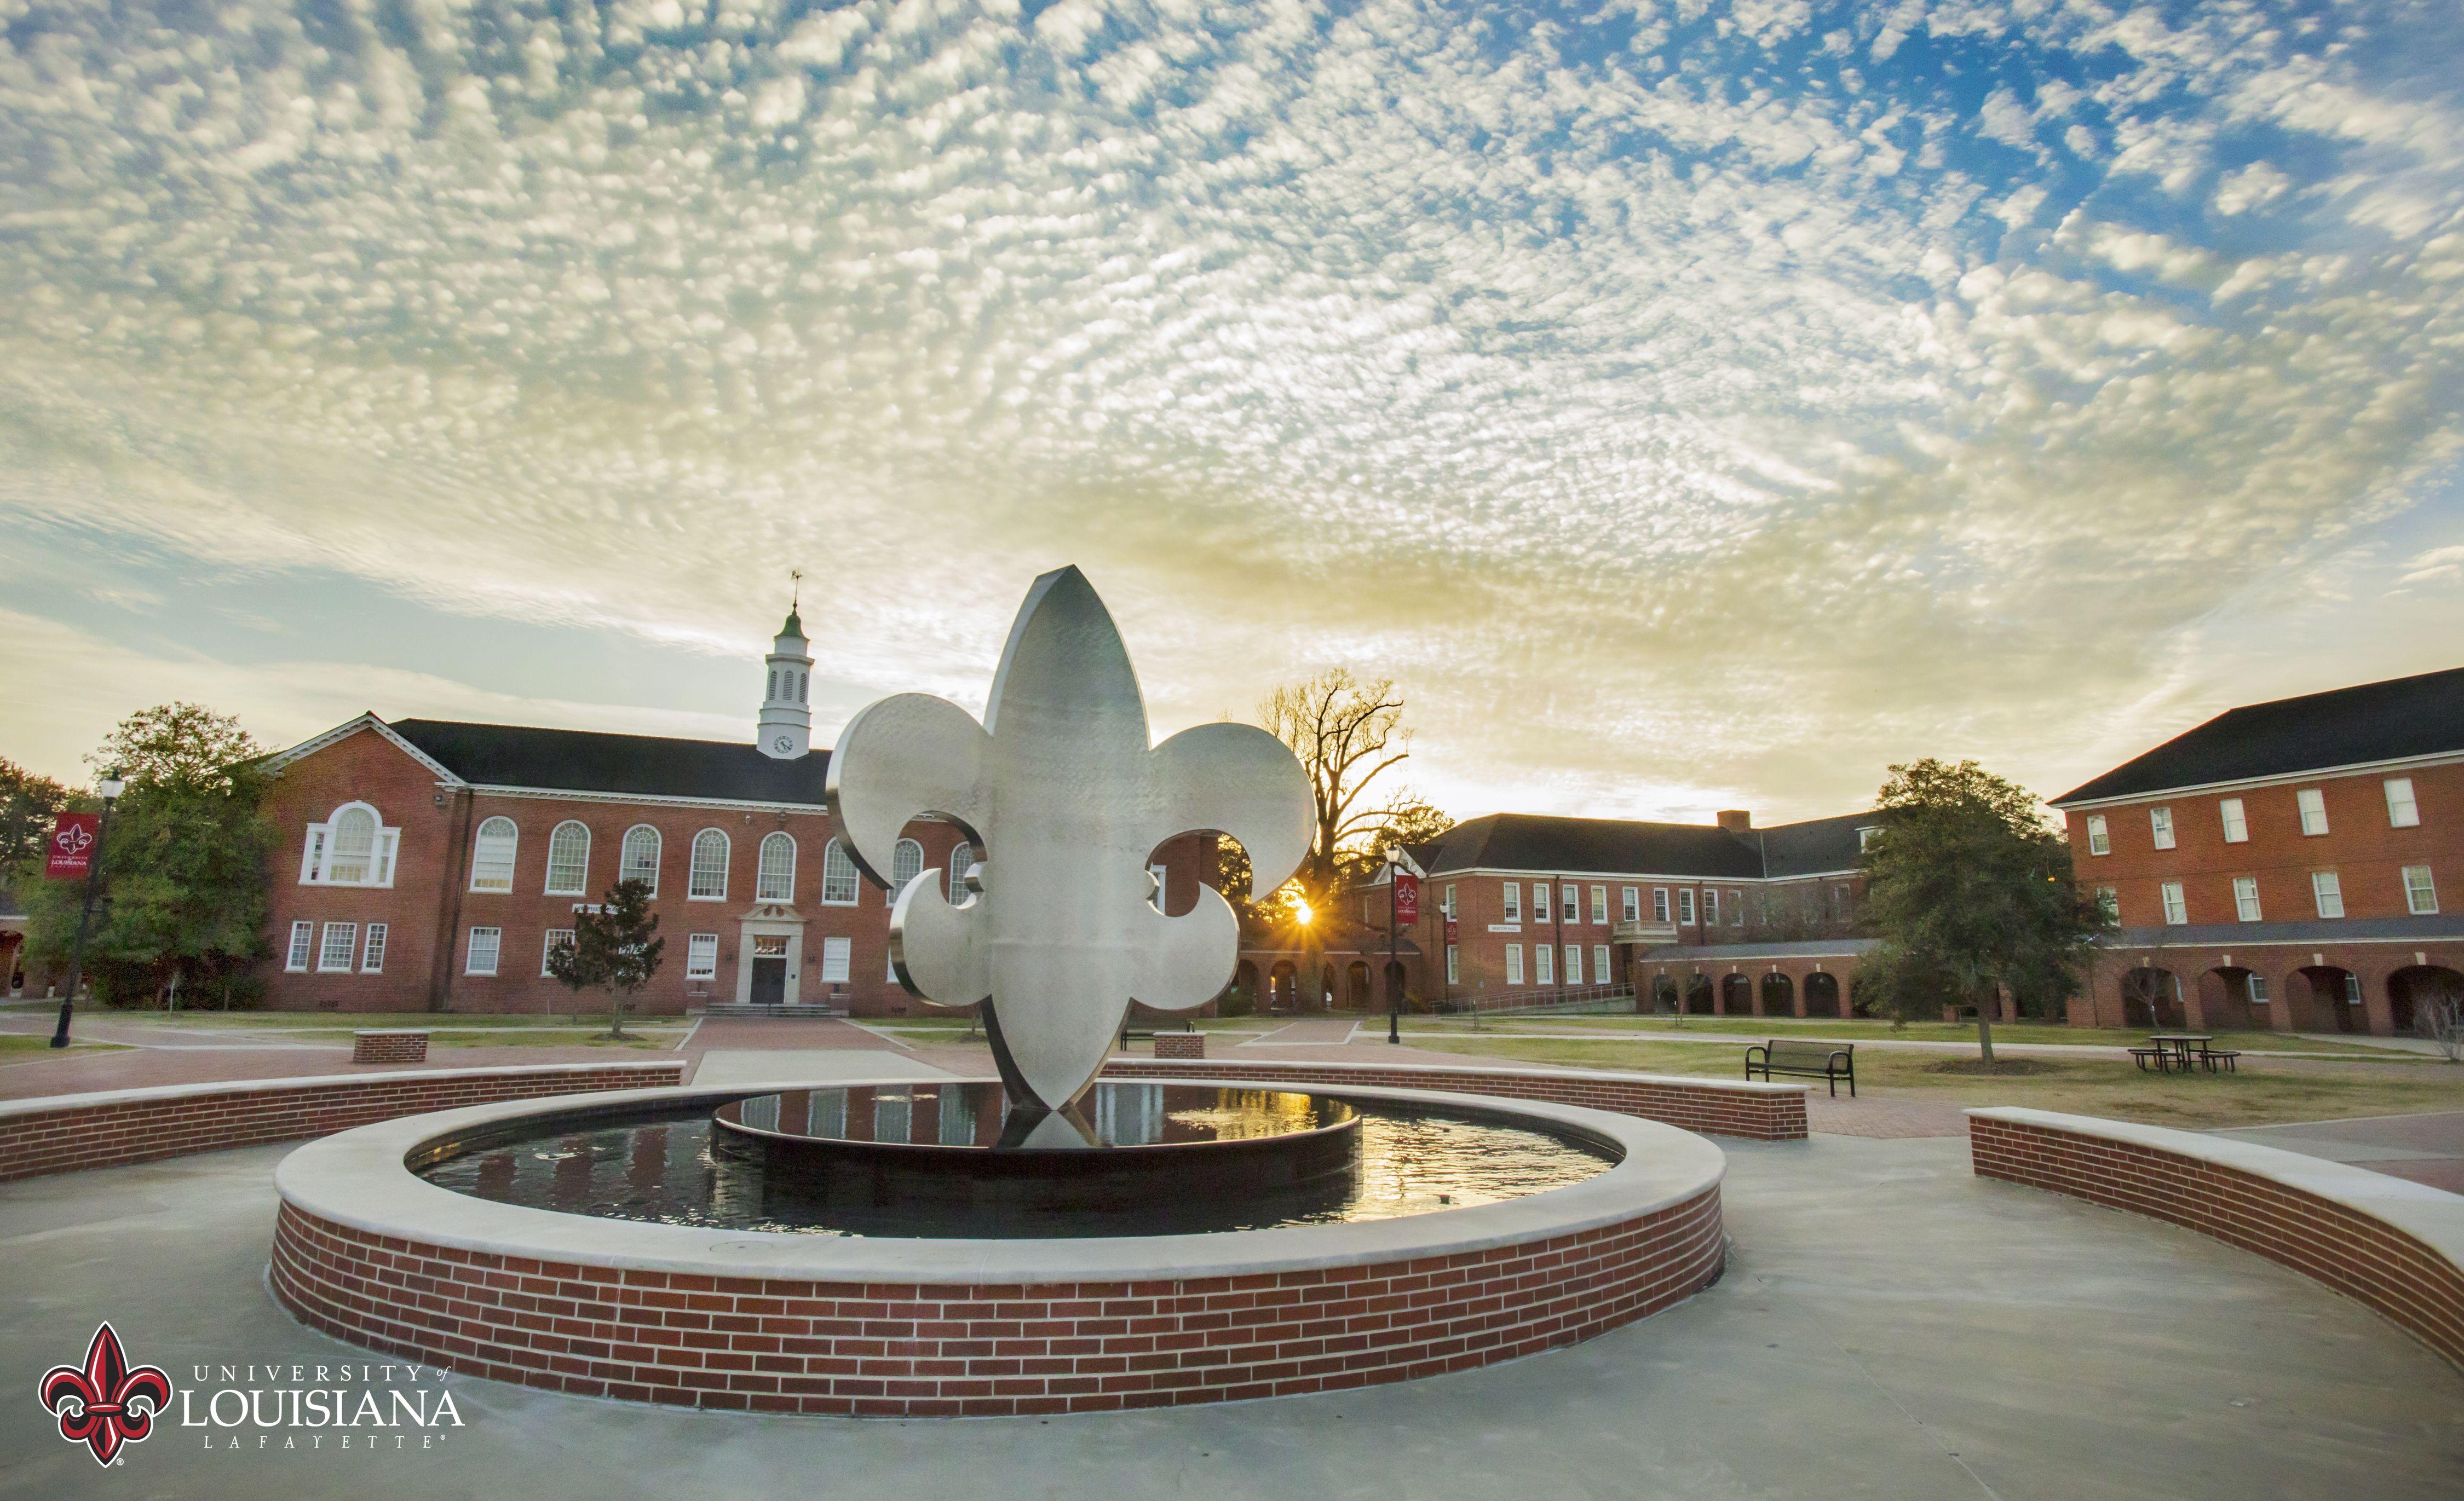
[
  {"left": 1399, "top": 1014, "right": 2410, "bottom": 1059},
  {"left": 0, "top": 1034, "right": 126, "bottom": 1056},
  {"left": 1406, "top": 1035, "right": 2464, "bottom": 1130},
  {"left": 59, "top": 1010, "right": 688, "bottom": 1049}
]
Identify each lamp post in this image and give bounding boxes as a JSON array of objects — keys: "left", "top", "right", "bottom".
[
  {"left": 1386, "top": 858, "right": 1402, "bottom": 1045},
  {"left": 50, "top": 768, "right": 125, "bottom": 1050}
]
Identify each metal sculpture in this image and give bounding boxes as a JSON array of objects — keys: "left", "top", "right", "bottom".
[{"left": 827, "top": 566, "right": 1311, "bottom": 1115}]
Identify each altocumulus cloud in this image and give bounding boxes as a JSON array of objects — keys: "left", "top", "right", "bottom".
[{"left": 1, "top": 0, "right": 2460, "bottom": 817}]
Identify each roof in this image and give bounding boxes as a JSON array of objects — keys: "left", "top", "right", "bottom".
[
  {"left": 387, "top": 720, "right": 834, "bottom": 806},
  {"left": 2055, "top": 666, "right": 2464, "bottom": 806},
  {"left": 1417, "top": 810, "right": 1872, "bottom": 882}
]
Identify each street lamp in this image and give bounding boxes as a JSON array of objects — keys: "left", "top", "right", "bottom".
[{"left": 49, "top": 768, "right": 125, "bottom": 1050}]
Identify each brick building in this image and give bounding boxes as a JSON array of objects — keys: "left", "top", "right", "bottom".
[
  {"left": 2052, "top": 667, "right": 2464, "bottom": 1035},
  {"left": 256, "top": 611, "right": 1212, "bottom": 1017}
]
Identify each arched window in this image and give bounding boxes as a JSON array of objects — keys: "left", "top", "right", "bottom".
[
  {"left": 887, "top": 838, "right": 923, "bottom": 905},
  {"left": 821, "top": 839, "right": 860, "bottom": 905},
  {"left": 544, "top": 821, "right": 591, "bottom": 896},
  {"left": 619, "top": 825, "right": 661, "bottom": 895},
  {"left": 689, "top": 829, "right": 729, "bottom": 899},
  {"left": 468, "top": 817, "right": 518, "bottom": 892},
  {"left": 300, "top": 801, "right": 399, "bottom": 887},
  {"left": 948, "top": 841, "right": 976, "bottom": 904},
  {"left": 757, "top": 832, "right": 796, "bottom": 902},
  {"left": 328, "top": 807, "right": 378, "bottom": 884}
]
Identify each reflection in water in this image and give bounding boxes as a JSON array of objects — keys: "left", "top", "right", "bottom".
[
  {"left": 422, "top": 1094, "right": 1617, "bottom": 1240},
  {"left": 711, "top": 1083, "right": 1352, "bottom": 1150}
]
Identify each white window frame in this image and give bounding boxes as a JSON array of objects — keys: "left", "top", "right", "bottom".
[
  {"left": 1593, "top": 944, "right": 1610, "bottom": 984},
  {"left": 2385, "top": 778, "right": 2420, "bottom": 828},
  {"left": 2311, "top": 870, "right": 2344, "bottom": 919},
  {"left": 2160, "top": 881, "right": 2187, "bottom": 925},
  {"left": 949, "top": 842, "right": 976, "bottom": 904},
  {"left": 317, "top": 921, "right": 357, "bottom": 974},
  {"left": 619, "top": 824, "right": 662, "bottom": 896},
  {"left": 1443, "top": 884, "right": 1457, "bottom": 919},
  {"left": 1653, "top": 888, "right": 1671, "bottom": 923},
  {"left": 1561, "top": 884, "right": 1579, "bottom": 924},
  {"left": 544, "top": 820, "right": 591, "bottom": 897},
  {"left": 820, "top": 935, "right": 852, "bottom": 983},
  {"left": 1504, "top": 944, "right": 1523, "bottom": 985},
  {"left": 2094, "top": 888, "right": 2118, "bottom": 923},
  {"left": 1590, "top": 886, "right": 1607, "bottom": 925},
  {"left": 1730, "top": 890, "right": 1745, "bottom": 926},
  {"left": 362, "top": 922, "right": 388, "bottom": 974},
  {"left": 757, "top": 831, "right": 797, "bottom": 903},
  {"left": 1678, "top": 888, "right": 1696, "bottom": 925},
  {"left": 1703, "top": 890, "right": 1720, "bottom": 926},
  {"left": 2403, "top": 865, "right": 2438, "bottom": 915},
  {"left": 1533, "top": 883, "right": 1551, "bottom": 923},
  {"left": 889, "top": 838, "right": 924, "bottom": 907},
  {"left": 1535, "top": 944, "right": 1553, "bottom": 984},
  {"left": 1445, "top": 944, "right": 1459, "bottom": 984},
  {"left": 298, "top": 801, "right": 399, "bottom": 888},
  {"left": 1502, "top": 882, "right": 1521, "bottom": 923},
  {"left": 542, "top": 928, "right": 575, "bottom": 977},
  {"left": 821, "top": 839, "right": 861, "bottom": 905},
  {"left": 1563, "top": 944, "right": 1581, "bottom": 985},
  {"left": 1622, "top": 886, "right": 1640, "bottom": 923},
  {"left": 468, "top": 817, "right": 519, "bottom": 893},
  {"left": 465, "top": 926, "right": 502, "bottom": 976},
  {"left": 2296, "top": 788, "right": 2329, "bottom": 836},
  {"left": 1147, "top": 861, "right": 1168, "bottom": 912},
  {"left": 2247, "top": 974, "right": 2270, "bottom": 1005},
  {"left": 2220, "top": 798, "right": 2249, "bottom": 844},
  {"left": 2085, "top": 814, "right": 2109, "bottom": 856},
  {"left": 686, "top": 933, "right": 719, "bottom": 981},
  {"left": 688, "top": 829, "right": 730, "bottom": 900},
  {"left": 2150, "top": 806, "right": 2174, "bottom": 851},
  {"left": 2232, "top": 876, "right": 2262, "bottom": 923},
  {"left": 285, "top": 921, "right": 314, "bottom": 973}
]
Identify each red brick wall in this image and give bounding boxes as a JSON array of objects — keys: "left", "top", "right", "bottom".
[
  {"left": 1152, "top": 1032, "right": 1206, "bottom": 1059},
  {"left": 269, "top": 1183, "right": 1724, "bottom": 1417},
  {"left": 1971, "top": 1113, "right": 2464, "bottom": 1370},
  {"left": 1102, "top": 1058, "right": 1807, "bottom": 1141},
  {"left": 0, "top": 1064, "right": 686, "bottom": 1183},
  {"left": 352, "top": 1032, "right": 430, "bottom": 1064}
]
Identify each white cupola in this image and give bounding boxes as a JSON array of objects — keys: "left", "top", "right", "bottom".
[{"left": 757, "top": 596, "right": 814, "bottom": 761}]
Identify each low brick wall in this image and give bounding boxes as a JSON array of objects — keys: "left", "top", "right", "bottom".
[
  {"left": 1971, "top": 1108, "right": 2464, "bottom": 1370},
  {"left": 0, "top": 1063, "right": 688, "bottom": 1184},
  {"left": 1104, "top": 1057, "right": 1807, "bottom": 1141},
  {"left": 1153, "top": 1032, "right": 1205, "bottom": 1060},
  {"left": 353, "top": 1030, "right": 430, "bottom": 1064}
]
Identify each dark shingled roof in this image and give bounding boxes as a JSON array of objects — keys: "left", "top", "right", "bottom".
[
  {"left": 1416, "top": 810, "right": 1870, "bottom": 881},
  {"left": 2053, "top": 666, "right": 2464, "bottom": 805},
  {"left": 388, "top": 720, "right": 833, "bottom": 805}
]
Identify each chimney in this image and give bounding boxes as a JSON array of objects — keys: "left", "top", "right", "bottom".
[{"left": 1716, "top": 809, "right": 1752, "bottom": 833}]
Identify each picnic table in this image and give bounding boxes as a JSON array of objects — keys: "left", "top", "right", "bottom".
[{"left": 2131, "top": 1033, "right": 2240, "bottom": 1075}]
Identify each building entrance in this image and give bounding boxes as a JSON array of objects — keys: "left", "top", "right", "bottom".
[{"left": 750, "top": 935, "right": 789, "bottom": 1004}]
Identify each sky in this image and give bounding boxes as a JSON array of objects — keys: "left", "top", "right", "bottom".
[{"left": 2, "top": 0, "right": 2460, "bottom": 827}]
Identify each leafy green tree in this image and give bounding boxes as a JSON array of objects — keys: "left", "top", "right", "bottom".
[
  {"left": 18, "top": 705, "right": 272, "bottom": 1008},
  {"left": 1856, "top": 758, "right": 2106, "bottom": 1064},
  {"left": 1, "top": 758, "right": 73, "bottom": 875},
  {"left": 546, "top": 878, "right": 665, "bottom": 1039}
]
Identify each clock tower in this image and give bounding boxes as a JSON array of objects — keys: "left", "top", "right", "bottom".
[{"left": 757, "top": 597, "right": 813, "bottom": 761}]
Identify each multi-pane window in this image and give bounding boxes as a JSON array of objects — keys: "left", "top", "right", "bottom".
[
  {"left": 1563, "top": 944, "right": 1582, "bottom": 985},
  {"left": 1562, "top": 884, "right": 1579, "bottom": 923},
  {"left": 1150, "top": 862, "right": 1170, "bottom": 912},
  {"left": 2310, "top": 871, "right": 2344, "bottom": 919},
  {"left": 2161, "top": 882, "right": 2187, "bottom": 925},
  {"left": 1532, "top": 883, "right": 1551, "bottom": 922},
  {"left": 2386, "top": 778, "right": 2420, "bottom": 827},
  {"left": 286, "top": 921, "right": 314, "bottom": 972},
  {"left": 302, "top": 803, "right": 398, "bottom": 887},
  {"left": 362, "top": 923, "right": 388, "bottom": 973},
  {"left": 2085, "top": 815, "right": 2109, "bottom": 856},
  {"left": 2094, "top": 888, "right": 2118, "bottom": 923},
  {"left": 1504, "top": 945, "right": 1524, "bottom": 985},
  {"left": 757, "top": 832, "right": 797, "bottom": 902},
  {"left": 1730, "top": 890, "right": 1745, "bottom": 925},
  {"left": 689, "top": 829, "right": 729, "bottom": 899},
  {"left": 820, "top": 935, "right": 852, "bottom": 983},
  {"left": 1535, "top": 944, "right": 1553, "bottom": 984},
  {"left": 2247, "top": 974, "right": 2269, "bottom": 1006},
  {"left": 620, "top": 825, "right": 661, "bottom": 894},
  {"left": 1590, "top": 886, "right": 1608, "bottom": 924},
  {"left": 465, "top": 927, "right": 502, "bottom": 975},
  {"left": 686, "top": 933, "right": 719, "bottom": 981},
  {"left": 1703, "top": 890, "right": 1720, "bottom": 926},
  {"left": 822, "top": 840, "right": 861, "bottom": 904},
  {"left": 545, "top": 821, "right": 590, "bottom": 896},
  {"left": 1593, "top": 945, "right": 1610, "bottom": 984},
  {"left": 888, "top": 838, "right": 923, "bottom": 906},
  {"left": 328, "top": 807, "right": 378, "bottom": 883},
  {"left": 2232, "top": 876, "right": 2262, "bottom": 922},
  {"left": 1654, "top": 888, "right": 1670, "bottom": 923},
  {"left": 2296, "top": 788, "right": 2329, "bottom": 836},
  {"left": 2404, "top": 865, "right": 2439, "bottom": 915},
  {"left": 949, "top": 843, "right": 975, "bottom": 903},
  {"left": 1443, "top": 884, "right": 1457, "bottom": 919},
  {"left": 468, "top": 817, "right": 518, "bottom": 892},
  {"left": 318, "top": 922, "right": 358, "bottom": 973},
  {"left": 2150, "top": 807, "right": 2175, "bottom": 850},
  {"left": 1444, "top": 945, "right": 1459, "bottom": 984},
  {"left": 1622, "top": 887, "right": 1640, "bottom": 923},
  {"left": 542, "top": 929, "right": 575, "bottom": 976},
  {"left": 2220, "top": 798, "right": 2249, "bottom": 842},
  {"left": 1502, "top": 882, "right": 1521, "bottom": 922},
  {"left": 1678, "top": 889, "right": 1696, "bottom": 925}
]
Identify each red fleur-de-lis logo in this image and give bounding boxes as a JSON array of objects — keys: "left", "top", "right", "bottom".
[
  {"left": 38, "top": 1323, "right": 173, "bottom": 1468},
  {"left": 54, "top": 825, "right": 94, "bottom": 856}
]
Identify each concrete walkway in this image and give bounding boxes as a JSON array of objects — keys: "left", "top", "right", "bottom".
[
  {"left": 2212, "top": 1109, "right": 2464, "bottom": 1194},
  {"left": 7, "top": 1134, "right": 2461, "bottom": 1499}
]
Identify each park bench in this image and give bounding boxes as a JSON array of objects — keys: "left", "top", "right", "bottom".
[
  {"left": 1745, "top": 1039, "right": 1856, "bottom": 1097},
  {"left": 1119, "top": 1015, "right": 1197, "bottom": 1050}
]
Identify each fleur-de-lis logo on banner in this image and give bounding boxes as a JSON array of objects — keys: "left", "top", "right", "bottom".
[
  {"left": 38, "top": 1322, "right": 173, "bottom": 1468},
  {"left": 827, "top": 567, "right": 1312, "bottom": 1115},
  {"left": 54, "top": 824, "right": 93, "bottom": 857}
]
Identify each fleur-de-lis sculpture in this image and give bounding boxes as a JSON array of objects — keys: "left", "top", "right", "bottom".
[
  {"left": 40, "top": 1322, "right": 172, "bottom": 1468},
  {"left": 827, "top": 566, "right": 1312, "bottom": 1116}
]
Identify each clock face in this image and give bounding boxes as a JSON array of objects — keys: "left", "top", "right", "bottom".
[{"left": 773, "top": 735, "right": 793, "bottom": 753}]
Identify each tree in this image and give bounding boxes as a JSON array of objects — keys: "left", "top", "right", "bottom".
[
  {"left": 546, "top": 878, "right": 665, "bottom": 1039},
  {"left": 1331, "top": 794, "right": 1452, "bottom": 887},
  {"left": 16, "top": 706, "right": 272, "bottom": 1008},
  {"left": 1856, "top": 759, "right": 2106, "bottom": 1064},
  {"left": 1256, "top": 669, "right": 1414, "bottom": 898},
  {"left": 1, "top": 758, "right": 73, "bottom": 874}
]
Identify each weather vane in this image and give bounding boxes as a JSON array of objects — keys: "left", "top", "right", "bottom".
[{"left": 790, "top": 568, "right": 803, "bottom": 611}]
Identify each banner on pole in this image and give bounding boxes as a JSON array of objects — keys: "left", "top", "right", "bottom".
[
  {"left": 1444, "top": 917, "right": 1459, "bottom": 944},
  {"left": 46, "top": 812, "right": 100, "bottom": 879},
  {"left": 1392, "top": 872, "right": 1420, "bottom": 923}
]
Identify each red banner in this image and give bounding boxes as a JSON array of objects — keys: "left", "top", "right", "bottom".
[
  {"left": 46, "top": 812, "right": 99, "bottom": 879},
  {"left": 1444, "top": 917, "right": 1459, "bottom": 944},
  {"left": 1392, "top": 872, "right": 1420, "bottom": 923}
]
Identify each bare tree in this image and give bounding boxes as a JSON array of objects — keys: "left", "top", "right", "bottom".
[
  {"left": 2414, "top": 974, "right": 2464, "bottom": 1064},
  {"left": 1257, "top": 670, "right": 1412, "bottom": 897}
]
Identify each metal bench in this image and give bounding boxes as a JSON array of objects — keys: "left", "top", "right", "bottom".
[{"left": 1745, "top": 1039, "right": 1856, "bottom": 1097}]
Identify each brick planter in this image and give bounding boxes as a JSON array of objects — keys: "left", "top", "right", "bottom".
[
  {"left": 353, "top": 1030, "right": 430, "bottom": 1064},
  {"left": 1104, "top": 1057, "right": 1807, "bottom": 1141},
  {"left": 1971, "top": 1107, "right": 2464, "bottom": 1371},
  {"left": 0, "top": 1062, "right": 688, "bottom": 1184},
  {"left": 269, "top": 1080, "right": 1730, "bottom": 1417},
  {"left": 1152, "top": 1032, "right": 1205, "bottom": 1060}
]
